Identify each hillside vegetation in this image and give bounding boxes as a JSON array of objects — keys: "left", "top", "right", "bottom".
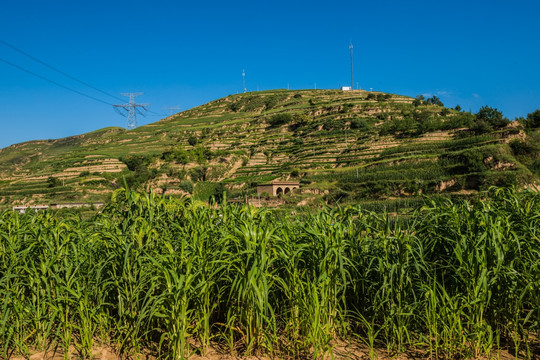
[{"left": 0, "top": 89, "right": 538, "bottom": 208}]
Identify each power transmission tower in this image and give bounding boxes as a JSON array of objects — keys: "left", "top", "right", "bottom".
[
  {"left": 113, "top": 93, "right": 149, "bottom": 129},
  {"left": 349, "top": 42, "right": 354, "bottom": 89},
  {"left": 242, "top": 69, "right": 246, "bottom": 93}
]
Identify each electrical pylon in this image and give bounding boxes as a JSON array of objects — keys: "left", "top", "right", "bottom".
[{"left": 113, "top": 93, "right": 149, "bottom": 129}]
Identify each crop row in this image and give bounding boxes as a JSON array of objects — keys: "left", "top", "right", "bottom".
[{"left": 0, "top": 187, "right": 539, "bottom": 359}]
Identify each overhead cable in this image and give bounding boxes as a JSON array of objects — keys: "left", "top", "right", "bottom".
[
  {"left": 0, "top": 39, "right": 125, "bottom": 102},
  {"left": 0, "top": 57, "right": 114, "bottom": 106}
]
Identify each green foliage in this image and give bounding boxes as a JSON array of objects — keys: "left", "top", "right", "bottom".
[
  {"left": 189, "top": 166, "right": 207, "bottom": 182},
  {"left": 425, "top": 95, "right": 444, "bottom": 106},
  {"left": 412, "top": 95, "right": 424, "bottom": 107},
  {"left": 188, "top": 136, "right": 198, "bottom": 146},
  {"left": 120, "top": 154, "right": 158, "bottom": 188},
  {"left": 341, "top": 103, "right": 354, "bottom": 113},
  {"left": 442, "top": 111, "right": 475, "bottom": 130},
  {"left": 350, "top": 118, "right": 370, "bottom": 131},
  {"left": 173, "top": 146, "right": 190, "bottom": 164},
  {"left": 531, "top": 159, "right": 540, "bottom": 175},
  {"left": 229, "top": 94, "right": 288, "bottom": 112},
  {"left": 178, "top": 179, "right": 194, "bottom": 193},
  {"left": 268, "top": 113, "right": 292, "bottom": 127},
  {"left": 379, "top": 117, "right": 416, "bottom": 137},
  {"left": 521, "top": 109, "right": 540, "bottom": 129},
  {"left": 210, "top": 182, "right": 228, "bottom": 203},
  {"left": 476, "top": 105, "right": 509, "bottom": 130},
  {"left": 0, "top": 187, "right": 539, "bottom": 359},
  {"left": 192, "top": 145, "right": 213, "bottom": 164},
  {"left": 121, "top": 154, "right": 154, "bottom": 172},
  {"left": 47, "top": 176, "right": 60, "bottom": 188},
  {"left": 510, "top": 139, "right": 538, "bottom": 156},
  {"left": 438, "top": 146, "right": 502, "bottom": 177}
]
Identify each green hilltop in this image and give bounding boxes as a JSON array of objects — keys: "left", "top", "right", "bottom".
[{"left": 0, "top": 89, "right": 538, "bottom": 210}]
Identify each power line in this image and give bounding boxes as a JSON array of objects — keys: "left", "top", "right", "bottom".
[
  {"left": 0, "top": 57, "right": 114, "bottom": 106},
  {"left": 0, "top": 39, "right": 125, "bottom": 102}
]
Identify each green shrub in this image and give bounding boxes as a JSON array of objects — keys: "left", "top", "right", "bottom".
[
  {"left": 188, "top": 136, "right": 198, "bottom": 146},
  {"left": 350, "top": 119, "right": 370, "bottom": 131},
  {"left": 189, "top": 166, "right": 207, "bottom": 182},
  {"left": 476, "top": 105, "right": 509, "bottom": 129},
  {"left": 178, "top": 180, "right": 194, "bottom": 193},
  {"left": 510, "top": 139, "right": 537, "bottom": 156},
  {"left": 47, "top": 176, "right": 60, "bottom": 188},
  {"left": 268, "top": 113, "right": 292, "bottom": 127}
]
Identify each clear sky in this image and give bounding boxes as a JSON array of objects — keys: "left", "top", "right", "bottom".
[{"left": 1, "top": 0, "right": 538, "bottom": 149}]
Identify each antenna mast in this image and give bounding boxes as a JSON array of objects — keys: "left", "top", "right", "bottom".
[
  {"left": 242, "top": 69, "right": 246, "bottom": 93},
  {"left": 113, "top": 92, "right": 149, "bottom": 129},
  {"left": 349, "top": 42, "right": 354, "bottom": 89}
]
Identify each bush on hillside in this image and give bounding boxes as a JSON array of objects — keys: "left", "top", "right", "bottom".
[
  {"left": 190, "top": 166, "right": 207, "bottom": 182},
  {"left": 178, "top": 180, "right": 194, "bottom": 194},
  {"left": 47, "top": 176, "right": 60, "bottom": 188},
  {"left": 188, "top": 136, "right": 198, "bottom": 146},
  {"left": 350, "top": 118, "right": 370, "bottom": 131},
  {"left": 476, "top": 105, "right": 509, "bottom": 130},
  {"left": 510, "top": 139, "right": 538, "bottom": 156},
  {"left": 521, "top": 109, "right": 540, "bottom": 129},
  {"left": 268, "top": 113, "right": 292, "bottom": 127},
  {"left": 425, "top": 96, "right": 444, "bottom": 107},
  {"left": 211, "top": 182, "right": 228, "bottom": 203}
]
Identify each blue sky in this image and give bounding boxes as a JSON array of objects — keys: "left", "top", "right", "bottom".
[{"left": 1, "top": 0, "right": 538, "bottom": 149}]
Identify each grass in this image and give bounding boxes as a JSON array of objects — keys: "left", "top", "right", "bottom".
[{"left": 0, "top": 186, "right": 539, "bottom": 359}]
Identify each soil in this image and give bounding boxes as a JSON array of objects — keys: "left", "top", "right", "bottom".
[{"left": 9, "top": 341, "right": 522, "bottom": 360}]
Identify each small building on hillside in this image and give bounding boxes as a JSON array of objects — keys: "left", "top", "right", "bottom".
[
  {"left": 341, "top": 86, "right": 352, "bottom": 91},
  {"left": 257, "top": 180, "right": 300, "bottom": 197}
]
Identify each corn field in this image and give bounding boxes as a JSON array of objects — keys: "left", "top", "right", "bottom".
[{"left": 0, "top": 187, "right": 539, "bottom": 359}]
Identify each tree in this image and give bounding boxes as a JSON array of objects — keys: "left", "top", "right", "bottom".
[
  {"left": 211, "top": 182, "right": 228, "bottom": 203},
  {"left": 426, "top": 96, "right": 444, "bottom": 107},
  {"left": 189, "top": 166, "right": 207, "bottom": 182},
  {"left": 268, "top": 113, "right": 292, "bottom": 127},
  {"left": 523, "top": 109, "right": 540, "bottom": 129},
  {"left": 173, "top": 146, "right": 190, "bottom": 164},
  {"left": 47, "top": 176, "right": 60, "bottom": 188},
  {"left": 476, "top": 105, "right": 509, "bottom": 129},
  {"left": 188, "top": 136, "right": 198, "bottom": 146}
]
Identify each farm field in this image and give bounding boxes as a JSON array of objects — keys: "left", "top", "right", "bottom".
[{"left": 1, "top": 186, "right": 539, "bottom": 359}]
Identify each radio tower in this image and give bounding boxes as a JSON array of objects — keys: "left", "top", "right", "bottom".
[
  {"left": 349, "top": 42, "right": 354, "bottom": 89},
  {"left": 113, "top": 93, "right": 149, "bottom": 129},
  {"left": 242, "top": 69, "right": 246, "bottom": 93}
]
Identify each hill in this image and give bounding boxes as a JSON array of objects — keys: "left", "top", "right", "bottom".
[{"left": 0, "top": 89, "right": 538, "bottom": 210}]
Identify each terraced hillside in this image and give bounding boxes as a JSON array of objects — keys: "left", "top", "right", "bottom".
[{"left": 0, "top": 89, "right": 538, "bottom": 208}]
